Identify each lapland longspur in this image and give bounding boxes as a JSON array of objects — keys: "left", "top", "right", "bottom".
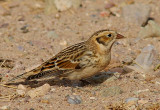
[{"left": 8, "top": 29, "right": 124, "bottom": 83}]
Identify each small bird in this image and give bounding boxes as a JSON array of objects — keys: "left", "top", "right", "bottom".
[{"left": 8, "top": 29, "right": 124, "bottom": 83}]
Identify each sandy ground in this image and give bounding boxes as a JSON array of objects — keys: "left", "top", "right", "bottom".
[{"left": 0, "top": 0, "right": 160, "bottom": 109}]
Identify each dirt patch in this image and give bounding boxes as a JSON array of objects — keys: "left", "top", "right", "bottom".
[{"left": 0, "top": 0, "right": 160, "bottom": 109}]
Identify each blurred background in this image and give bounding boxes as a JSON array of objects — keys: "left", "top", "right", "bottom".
[{"left": 0, "top": 0, "right": 160, "bottom": 109}]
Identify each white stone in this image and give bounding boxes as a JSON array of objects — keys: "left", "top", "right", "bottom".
[
  {"left": 18, "top": 84, "right": 27, "bottom": 91},
  {"left": 16, "top": 84, "right": 27, "bottom": 96},
  {"left": 54, "top": 0, "right": 72, "bottom": 11},
  {"left": 27, "top": 83, "right": 51, "bottom": 99}
]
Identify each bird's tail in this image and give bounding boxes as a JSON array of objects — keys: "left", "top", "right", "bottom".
[{"left": 7, "top": 68, "right": 41, "bottom": 84}]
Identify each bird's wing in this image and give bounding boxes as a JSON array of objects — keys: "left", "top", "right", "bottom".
[{"left": 8, "top": 42, "right": 94, "bottom": 83}]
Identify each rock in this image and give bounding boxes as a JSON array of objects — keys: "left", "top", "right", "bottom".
[
  {"left": 17, "top": 46, "right": 24, "bottom": 51},
  {"left": 20, "top": 25, "right": 29, "bottom": 33},
  {"left": 27, "top": 83, "right": 51, "bottom": 99},
  {"left": 122, "top": 4, "right": 151, "bottom": 26},
  {"left": 135, "top": 20, "right": 160, "bottom": 42},
  {"left": 155, "top": 81, "right": 160, "bottom": 85},
  {"left": 127, "top": 45, "right": 155, "bottom": 73},
  {"left": 50, "top": 88, "right": 56, "bottom": 92},
  {"left": 100, "top": 11, "right": 110, "bottom": 17},
  {"left": 125, "top": 98, "right": 139, "bottom": 109},
  {"left": 125, "top": 97, "right": 139, "bottom": 105},
  {"left": 59, "top": 40, "right": 68, "bottom": 46},
  {"left": 16, "top": 84, "right": 27, "bottom": 96},
  {"left": 40, "top": 99, "right": 50, "bottom": 104},
  {"left": 44, "top": 0, "right": 57, "bottom": 14},
  {"left": 45, "top": 0, "right": 82, "bottom": 14},
  {"left": 101, "top": 86, "right": 123, "bottom": 97},
  {"left": 66, "top": 95, "right": 82, "bottom": 104},
  {"left": 55, "top": 13, "right": 60, "bottom": 19},
  {"left": 110, "top": 7, "right": 121, "bottom": 17},
  {"left": 89, "top": 97, "right": 96, "bottom": 100},
  {"left": 54, "top": 0, "right": 72, "bottom": 11},
  {"left": 105, "top": 2, "right": 115, "bottom": 9}
]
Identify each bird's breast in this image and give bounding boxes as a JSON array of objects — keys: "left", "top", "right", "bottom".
[{"left": 97, "top": 52, "right": 111, "bottom": 68}]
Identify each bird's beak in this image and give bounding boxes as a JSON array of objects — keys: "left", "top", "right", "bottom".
[{"left": 116, "top": 33, "right": 124, "bottom": 39}]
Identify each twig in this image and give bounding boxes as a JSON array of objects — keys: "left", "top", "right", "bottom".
[
  {"left": 0, "top": 59, "right": 6, "bottom": 68},
  {"left": 0, "top": 83, "right": 17, "bottom": 89},
  {"left": 154, "top": 64, "right": 160, "bottom": 71},
  {"left": 0, "top": 93, "right": 18, "bottom": 102},
  {"left": 133, "top": 60, "right": 144, "bottom": 69}
]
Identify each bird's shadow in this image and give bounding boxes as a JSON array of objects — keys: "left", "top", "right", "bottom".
[{"left": 7, "top": 71, "right": 122, "bottom": 88}]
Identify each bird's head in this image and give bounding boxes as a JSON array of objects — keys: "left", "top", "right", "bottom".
[{"left": 88, "top": 29, "right": 124, "bottom": 52}]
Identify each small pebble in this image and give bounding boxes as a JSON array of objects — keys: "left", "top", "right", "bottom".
[
  {"left": 60, "top": 40, "right": 67, "bottom": 46},
  {"left": 54, "top": 0, "right": 72, "bottom": 11},
  {"left": 136, "top": 20, "right": 160, "bottom": 42},
  {"left": 66, "top": 95, "right": 82, "bottom": 104},
  {"left": 50, "top": 88, "right": 56, "bottom": 92},
  {"left": 20, "top": 25, "right": 29, "bottom": 33},
  {"left": 17, "top": 84, "right": 27, "bottom": 96},
  {"left": 17, "top": 46, "right": 24, "bottom": 51},
  {"left": 122, "top": 4, "right": 151, "bottom": 26},
  {"left": 55, "top": 14, "right": 60, "bottom": 19},
  {"left": 125, "top": 97, "right": 138, "bottom": 107},
  {"left": 40, "top": 99, "right": 50, "bottom": 104},
  {"left": 18, "top": 84, "right": 27, "bottom": 91},
  {"left": 27, "top": 83, "right": 51, "bottom": 99},
  {"left": 27, "top": 41, "right": 34, "bottom": 46},
  {"left": 105, "top": 2, "right": 115, "bottom": 9},
  {"left": 122, "top": 56, "right": 133, "bottom": 65},
  {"left": 89, "top": 97, "right": 96, "bottom": 100},
  {"left": 100, "top": 11, "right": 110, "bottom": 17}
]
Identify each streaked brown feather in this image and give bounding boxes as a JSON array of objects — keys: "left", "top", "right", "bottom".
[
  {"left": 8, "top": 42, "right": 88, "bottom": 82},
  {"left": 7, "top": 30, "right": 123, "bottom": 83}
]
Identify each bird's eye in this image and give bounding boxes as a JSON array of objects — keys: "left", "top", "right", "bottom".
[{"left": 106, "top": 34, "right": 112, "bottom": 37}]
